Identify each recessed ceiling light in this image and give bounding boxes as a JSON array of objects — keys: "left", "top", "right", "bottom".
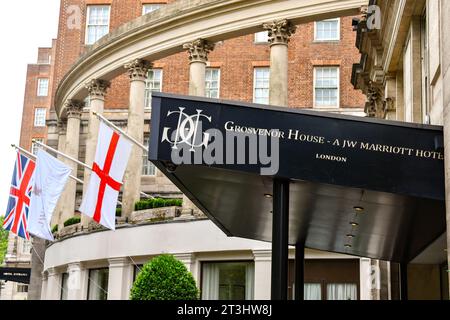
[
  {"left": 346, "top": 234, "right": 355, "bottom": 238},
  {"left": 264, "top": 194, "right": 273, "bottom": 198},
  {"left": 354, "top": 206, "right": 364, "bottom": 213},
  {"left": 350, "top": 222, "right": 359, "bottom": 227},
  {"left": 344, "top": 244, "right": 352, "bottom": 248}
]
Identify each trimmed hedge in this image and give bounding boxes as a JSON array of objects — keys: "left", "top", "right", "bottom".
[
  {"left": 51, "top": 225, "right": 58, "bottom": 233},
  {"left": 116, "top": 207, "right": 122, "bottom": 217},
  {"left": 130, "top": 254, "right": 199, "bottom": 300},
  {"left": 63, "top": 216, "right": 81, "bottom": 227},
  {"left": 134, "top": 198, "right": 182, "bottom": 211}
]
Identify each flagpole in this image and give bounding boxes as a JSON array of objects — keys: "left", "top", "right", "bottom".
[
  {"left": 92, "top": 111, "right": 148, "bottom": 152},
  {"left": 31, "top": 139, "right": 153, "bottom": 199},
  {"left": 11, "top": 144, "right": 83, "bottom": 184}
]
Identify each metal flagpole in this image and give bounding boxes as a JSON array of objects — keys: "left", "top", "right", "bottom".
[
  {"left": 31, "top": 139, "right": 152, "bottom": 199},
  {"left": 11, "top": 144, "right": 83, "bottom": 184},
  {"left": 92, "top": 111, "right": 148, "bottom": 152}
]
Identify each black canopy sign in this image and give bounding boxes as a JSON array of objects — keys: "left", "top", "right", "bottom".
[
  {"left": 149, "top": 93, "right": 445, "bottom": 262},
  {"left": 0, "top": 267, "right": 31, "bottom": 284}
]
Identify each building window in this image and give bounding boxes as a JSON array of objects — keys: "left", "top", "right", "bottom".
[
  {"left": 37, "top": 78, "right": 49, "bottom": 97},
  {"left": 31, "top": 138, "right": 44, "bottom": 155},
  {"left": 304, "top": 283, "right": 322, "bottom": 300},
  {"left": 86, "top": 5, "right": 110, "bottom": 45},
  {"left": 34, "top": 108, "right": 46, "bottom": 127},
  {"left": 326, "top": 283, "right": 358, "bottom": 300},
  {"left": 201, "top": 262, "right": 254, "bottom": 300},
  {"left": 142, "top": 4, "right": 163, "bottom": 15},
  {"left": 315, "top": 18, "right": 340, "bottom": 41},
  {"left": 253, "top": 67, "right": 270, "bottom": 104},
  {"left": 87, "top": 268, "right": 109, "bottom": 300},
  {"left": 61, "top": 273, "right": 69, "bottom": 300},
  {"left": 133, "top": 264, "right": 144, "bottom": 282},
  {"left": 314, "top": 67, "right": 339, "bottom": 107},
  {"left": 254, "top": 31, "right": 269, "bottom": 43},
  {"left": 144, "top": 69, "right": 163, "bottom": 109},
  {"left": 22, "top": 239, "right": 32, "bottom": 254},
  {"left": 205, "top": 68, "right": 220, "bottom": 98},
  {"left": 16, "top": 284, "right": 28, "bottom": 293},
  {"left": 142, "top": 137, "right": 156, "bottom": 176}
]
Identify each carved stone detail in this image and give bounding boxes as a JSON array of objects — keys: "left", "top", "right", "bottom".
[
  {"left": 124, "top": 59, "right": 153, "bottom": 81},
  {"left": 263, "top": 19, "right": 296, "bottom": 46},
  {"left": 85, "top": 79, "right": 111, "bottom": 100},
  {"left": 65, "top": 99, "right": 84, "bottom": 119},
  {"left": 183, "top": 39, "right": 215, "bottom": 63}
]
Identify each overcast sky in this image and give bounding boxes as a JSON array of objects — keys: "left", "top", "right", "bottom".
[{"left": 0, "top": 1, "right": 60, "bottom": 216}]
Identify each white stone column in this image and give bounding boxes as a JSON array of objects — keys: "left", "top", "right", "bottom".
[
  {"left": 253, "top": 250, "right": 272, "bottom": 300},
  {"left": 82, "top": 79, "right": 110, "bottom": 227},
  {"left": 45, "top": 268, "right": 61, "bottom": 300},
  {"left": 183, "top": 39, "right": 215, "bottom": 97},
  {"left": 40, "top": 271, "right": 48, "bottom": 300},
  {"left": 52, "top": 120, "right": 67, "bottom": 227},
  {"left": 122, "top": 59, "right": 152, "bottom": 217},
  {"left": 58, "top": 100, "right": 83, "bottom": 229},
  {"left": 263, "top": 20, "right": 296, "bottom": 107},
  {"left": 181, "top": 39, "right": 215, "bottom": 215},
  {"left": 107, "top": 257, "right": 134, "bottom": 300},
  {"left": 66, "top": 262, "right": 88, "bottom": 300}
]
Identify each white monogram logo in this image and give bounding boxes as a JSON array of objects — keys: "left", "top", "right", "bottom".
[{"left": 162, "top": 107, "right": 212, "bottom": 151}]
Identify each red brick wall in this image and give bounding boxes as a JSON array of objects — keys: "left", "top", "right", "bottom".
[{"left": 52, "top": 0, "right": 365, "bottom": 110}]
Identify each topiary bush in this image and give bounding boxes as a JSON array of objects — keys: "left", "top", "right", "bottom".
[
  {"left": 63, "top": 216, "right": 81, "bottom": 227},
  {"left": 51, "top": 225, "right": 58, "bottom": 234},
  {"left": 134, "top": 198, "right": 182, "bottom": 211},
  {"left": 130, "top": 254, "right": 199, "bottom": 300}
]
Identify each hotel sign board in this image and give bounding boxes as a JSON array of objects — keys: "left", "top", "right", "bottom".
[
  {"left": 150, "top": 93, "right": 444, "bottom": 201},
  {"left": 0, "top": 267, "right": 31, "bottom": 284}
]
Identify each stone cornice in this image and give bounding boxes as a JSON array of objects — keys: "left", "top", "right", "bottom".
[
  {"left": 183, "top": 39, "right": 215, "bottom": 63},
  {"left": 263, "top": 19, "right": 296, "bottom": 46},
  {"left": 124, "top": 59, "right": 153, "bottom": 81}
]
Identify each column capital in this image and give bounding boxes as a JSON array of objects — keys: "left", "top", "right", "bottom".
[
  {"left": 65, "top": 99, "right": 84, "bottom": 119},
  {"left": 124, "top": 59, "right": 153, "bottom": 82},
  {"left": 263, "top": 19, "right": 296, "bottom": 46},
  {"left": 85, "top": 79, "right": 111, "bottom": 101},
  {"left": 183, "top": 39, "right": 215, "bottom": 63}
]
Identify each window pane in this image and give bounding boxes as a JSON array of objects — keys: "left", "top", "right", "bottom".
[
  {"left": 314, "top": 67, "right": 339, "bottom": 107},
  {"left": 86, "top": 6, "right": 110, "bottom": 44},
  {"left": 61, "top": 273, "right": 69, "bottom": 300},
  {"left": 304, "top": 283, "right": 322, "bottom": 300},
  {"left": 31, "top": 138, "right": 44, "bottom": 155},
  {"left": 88, "top": 268, "right": 109, "bottom": 300},
  {"left": 202, "top": 262, "right": 254, "bottom": 300},
  {"left": 142, "top": 137, "right": 156, "bottom": 176},
  {"left": 143, "top": 4, "right": 162, "bottom": 15},
  {"left": 327, "top": 283, "right": 357, "bottom": 300},
  {"left": 37, "top": 79, "right": 49, "bottom": 96},
  {"left": 144, "top": 69, "right": 163, "bottom": 109},
  {"left": 253, "top": 67, "right": 270, "bottom": 104},
  {"left": 205, "top": 68, "right": 220, "bottom": 98},
  {"left": 255, "top": 31, "right": 269, "bottom": 43},
  {"left": 315, "top": 19, "right": 339, "bottom": 41},
  {"left": 34, "top": 108, "right": 46, "bottom": 127}
]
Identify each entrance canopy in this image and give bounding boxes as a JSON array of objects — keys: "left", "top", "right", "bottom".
[
  {"left": 149, "top": 93, "right": 445, "bottom": 263},
  {"left": 0, "top": 268, "right": 31, "bottom": 284}
]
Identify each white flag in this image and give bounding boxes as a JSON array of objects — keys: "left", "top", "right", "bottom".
[
  {"left": 28, "top": 149, "right": 72, "bottom": 241},
  {"left": 79, "top": 122, "right": 132, "bottom": 230}
]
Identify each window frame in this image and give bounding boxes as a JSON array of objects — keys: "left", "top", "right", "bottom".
[
  {"left": 34, "top": 108, "right": 47, "bottom": 127},
  {"left": 313, "top": 66, "right": 340, "bottom": 108},
  {"left": 142, "top": 136, "right": 157, "bottom": 176},
  {"left": 144, "top": 69, "right": 163, "bottom": 110},
  {"left": 87, "top": 268, "right": 109, "bottom": 301},
  {"left": 205, "top": 68, "right": 221, "bottom": 99},
  {"left": 31, "top": 138, "right": 44, "bottom": 155},
  {"left": 254, "top": 31, "right": 269, "bottom": 44},
  {"left": 253, "top": 67, "right": 270, "bottom": 105},
  {"left": 142, "top": 3, "right": 163, "bottom": 15},
  {"left": 85, "top": 5, "right": 111, "bottom": 45},
  {"left": 314, "top": 18, "right": 341, "bottom": 42},
  {"left": 37, "top": 78, "right": 49, "bottom": 97}
]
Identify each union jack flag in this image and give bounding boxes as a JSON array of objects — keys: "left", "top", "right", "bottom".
[{"left": 2, "top": 152, "right": 36, "bottom": 240}]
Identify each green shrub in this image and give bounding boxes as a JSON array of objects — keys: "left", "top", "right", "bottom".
[
  {"left": 116, "top": 207, "right": 122, "bottom": 217},
  {"left": 130, "top": 254, "right": 199, "bottom": 300},
  {"left": 134, "top": 198, "right": 182, "bottom": 211},
  {"left": 63, "top": 216, "right": 81, "bottom": 227},
  {"left": 51, "top": 225, "right": 58, "bottom": 233}
]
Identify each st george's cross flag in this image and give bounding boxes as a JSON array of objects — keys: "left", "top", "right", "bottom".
[
  {"left": 79, "top": 122, "right": 132, "bottom": 230},
  {"left": 28, "top": 150, "right": 72, "bottom": 241},
  {"left": 3, "top": 152, "right": 36, "bottom": 240}
]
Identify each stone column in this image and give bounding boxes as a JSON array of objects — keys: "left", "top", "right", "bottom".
[
  {"left": 58, "top": 100, "right": 83, "bottom": 229},
  {"left": 107, "top": 258, "right": 134, "bottom": 300},
  {"left": 183, "top": 39, "right": 215, "bottom": 96},
  {"left": 263, "top": 19, "right": 296, "bottom": 107},
  {"left": 45, "top": 268, "right": 61, "bottom": 300},
  {"left": 82, "top": 79, "right": 110, "bottom": 227},
  {"left": 52, "top": 120, "right": 67, "bottom": 227},
  {"left": 122, "top": 59, "right": 152, "bottom": 217},
  {"left": 40, "top": 271, "right": 48, "bottom": 300},
  {"left": 181, "top": 39, "right": 214, "bottom": 215},
  {"left": 66, "top": 262, "right": 88, "bottom": 300},
  {"left": 253, "top": 250, "right": 272, "bottom": 300}
]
